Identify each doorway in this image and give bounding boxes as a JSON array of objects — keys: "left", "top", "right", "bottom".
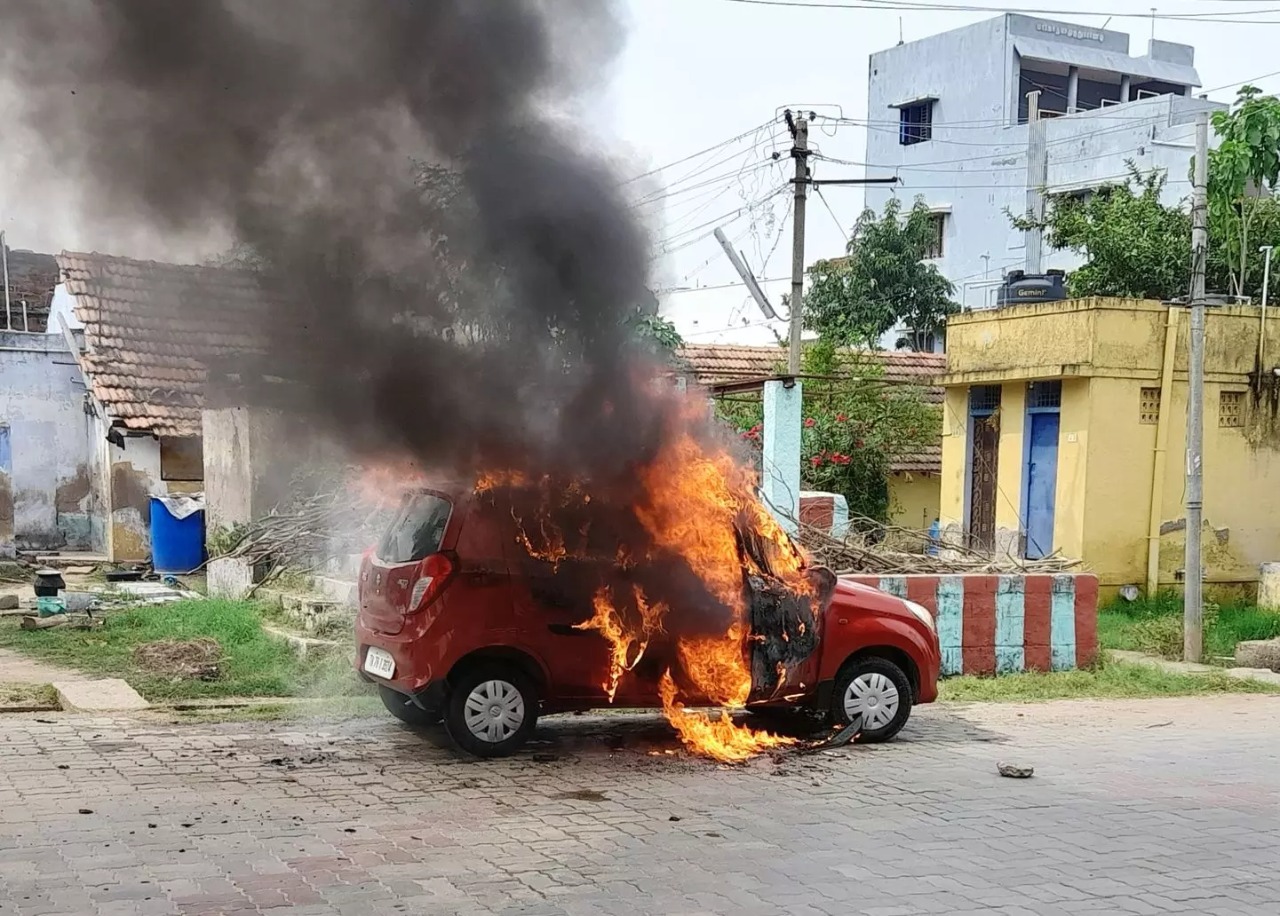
[
  {"left": 966, "top": 386, "right": 1001, "bottom": 552},
  {"left": 1021, "top": 381, "right": 1062, "bottom": 560}
]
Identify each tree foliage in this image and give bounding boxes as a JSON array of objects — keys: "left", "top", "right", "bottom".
[
  {"left": 1010, "top": 166, "right": 1192, "bottom": 300},
  {"left": 718, "top": 339, "right": 939, "bottom": 523},
  {"left": 1009, "top": 163, "right": 1280, "bottom": 302},
  {"left": 626, "top": 308, "right": 684, "bottom": 358},
  {"left": 1208, "top": 86, "right": 1280, "bottom": 297},
  {"left": 802, "top": 197, "right": 958, "bottom": 349}
]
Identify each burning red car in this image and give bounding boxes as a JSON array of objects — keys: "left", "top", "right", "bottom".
[{"left": 355, "top": 483, "right": 941, "bottom": 760}]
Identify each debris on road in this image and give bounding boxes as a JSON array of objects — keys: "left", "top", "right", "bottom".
[{"left": 997, "top": 762, "right": 1035, "bottom": 779}]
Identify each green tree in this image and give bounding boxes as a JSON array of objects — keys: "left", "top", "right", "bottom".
[
  {"left": 803, "top": 197, "right": 958, "bottom": 350},
  {"left": 625, "top": 307, "right": 683, "bottom": 359},
  {"left": 1207, "top": 86, "right": 1280, "bottom": 298},
  {"left": 1010, "top": 166, "right": 1192, "bottom": 300}
]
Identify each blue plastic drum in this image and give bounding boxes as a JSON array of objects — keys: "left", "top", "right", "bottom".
[{"left": 149, "top": 496, "right": 206, "bottom": 574}]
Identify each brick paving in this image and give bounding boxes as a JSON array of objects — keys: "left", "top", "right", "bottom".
[{"left": 1, "top": 695, "right": 1279, "bottom": 915}]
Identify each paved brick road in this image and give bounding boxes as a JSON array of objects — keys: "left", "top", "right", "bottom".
[{"left": 2, "top": 695, "right": 1279, "bottom": 916}]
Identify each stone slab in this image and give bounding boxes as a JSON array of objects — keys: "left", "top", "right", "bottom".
[
  {"left": 53, "top": 679, "right": 149, "bottom": 712},
  {"left": 1235, "top": 638, "right": 1280, "bottom": 672}
]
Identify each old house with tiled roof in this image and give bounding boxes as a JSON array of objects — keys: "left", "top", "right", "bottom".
[
  {"left": 0, "top": 250, "right": 272, "bottom": 561},
  {"left": 675, "top": 343, "right": 945, "bottom": 529},
  {"left": 51, "top": 251, "right": 275, "bottom": 561}
]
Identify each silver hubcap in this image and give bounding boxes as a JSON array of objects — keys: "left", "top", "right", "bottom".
[
  {"left": 464, "top": 679, "right": 525, "bottom": 743},
  {"left": 843, "top": 672, "right": 900, "bottom": 731}
]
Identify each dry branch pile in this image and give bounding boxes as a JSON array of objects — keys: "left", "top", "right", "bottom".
[
  {"left": 212, "top": 469, "right": 394, "bottom": 585},
  {"left": 798, "top": 518, "right": 1082, "bottom": 576}
]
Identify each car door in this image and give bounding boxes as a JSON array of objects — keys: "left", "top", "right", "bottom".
[{"left": 503, "top": 513, "right": 619, "bottom": 702}]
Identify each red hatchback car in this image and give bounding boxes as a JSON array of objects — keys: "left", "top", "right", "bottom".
[{"left": 356, "top": 486, "right": 941, "bottom": 757}]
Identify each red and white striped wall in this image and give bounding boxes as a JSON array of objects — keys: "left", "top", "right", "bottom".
[{"left": 842, "top": 574, "right": 1099, "bottom": 676}]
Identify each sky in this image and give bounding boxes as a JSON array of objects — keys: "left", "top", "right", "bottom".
[
  {"left": 4, "top": 0, "right": 1280, "bottom": 345},
  {"left": 609, "top": 0, "right": 1280, "bottom": 345}
]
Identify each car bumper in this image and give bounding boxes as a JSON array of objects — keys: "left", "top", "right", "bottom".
[
  {"left": 917, "top": 633, "right": 942, "bottom": 704},
  {"left": 354, "top": 616, "right": 439, "bottom": 695}
]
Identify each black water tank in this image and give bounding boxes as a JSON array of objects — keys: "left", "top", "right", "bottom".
[{"left": 997, "top": 269, "right": 1067, "bottom": 306}]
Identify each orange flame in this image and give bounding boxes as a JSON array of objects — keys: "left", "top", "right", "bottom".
[
  {"left": 574, "top": 586, "right": 669, "bottom": 701},
  {"left": 659, "top": 671, "right": 795, "bottom": 763}
]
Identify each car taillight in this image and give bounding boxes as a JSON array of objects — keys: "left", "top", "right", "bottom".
[{"left": 408, "top": 552, "right": 455, "bottom": 613}]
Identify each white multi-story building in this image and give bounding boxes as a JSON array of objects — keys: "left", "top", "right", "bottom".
[{"left": 864, "top": 14, "right": 1222, "bottom": 319}]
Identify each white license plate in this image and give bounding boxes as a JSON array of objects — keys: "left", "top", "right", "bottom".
[{"left": 363, "top": 647, "right": 396, "bottom": 679}]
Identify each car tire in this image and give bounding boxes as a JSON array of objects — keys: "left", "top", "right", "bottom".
[
  {"left": 444, "top": 665, "right": 539, "bottom": 758},
  {"left": 378, "top": 685, "right": 442, "bottom": 727},
  {"left": 831, "top": 656, "right": 913, "bottom": 743}
]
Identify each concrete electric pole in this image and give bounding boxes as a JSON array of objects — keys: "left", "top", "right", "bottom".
[
  {"left": 1024, "top": 90, "right": 1048, "bottom": 274},
  {"left": 1185, "top": 110, "right": 1209, "bottom": 664},
  {"left": 782, "top": 110, "right": 900, "bottom": 373},
  {"left": 787, "top": 112, "right": 809, "bottom": 376}
]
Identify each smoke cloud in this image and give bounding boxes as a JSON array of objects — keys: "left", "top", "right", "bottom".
[
  {"left": 0, "top": 0, "right": 665, "bottom": 477},
  {"left": 0, "top": 1, "right": 800, "bottom": 655}
]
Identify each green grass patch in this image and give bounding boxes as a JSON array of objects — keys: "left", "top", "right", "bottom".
[
  {"left": 0, "top": 599, "right": 371, "bottom": 702},
  {"left": 0, "top": 682, "right": 59, "bottom": 709},
  {"left": 1097, "top": 591, "right": 1280, "bottom": 660},
  {"left": 940, "top": 654, "right": 1280, "bottom": 703}
]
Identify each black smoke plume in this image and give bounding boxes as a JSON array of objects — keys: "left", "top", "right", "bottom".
[
  {"left": 0, "top": 0, "right": 662, "bottom": 477},
  {"left": 0, "top": 1, "right": 812, "bottom": 668}
]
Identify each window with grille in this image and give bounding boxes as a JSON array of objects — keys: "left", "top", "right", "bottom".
[
  {"left": 1027, "top": 380, "right": 1062, "bottom": 409},
  {"left": 1139, "top": 387, "right": 1161, "bottom": 425},
  {"left": 1219, "top": 391, "right": 1245, "bottom": 428},
  {"left": 899, "top": 102, "right": 933, "bottom": 145},
  {"left": 969, "top": 384, "right": 1001, "bottom": 415},
  {"left": 924, "top": 212, "right": 946, "bottom": 259}
]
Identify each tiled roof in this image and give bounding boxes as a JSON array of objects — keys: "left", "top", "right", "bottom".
[
  {"left": 677, "top": 343, "right": 944, "bottom": 474},
  {"left": 890, "top": 444, "right": 941, "bottom": 475},
  {"left": 2, "top": 249, "right": 58, "bottom": 332},
  {"left": 57, "top": 251, "right": 274, "bottom": 436},
  {"left": 676, "top": 343, "right": 946, "bottom": 391}
]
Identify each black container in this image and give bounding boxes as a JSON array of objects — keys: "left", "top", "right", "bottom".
[
  {"left": 33, "top": 568, "right": 66, "bottom": 597},
  {"left": 997, "top": 269, "right": 1067, "bottom": 307}
]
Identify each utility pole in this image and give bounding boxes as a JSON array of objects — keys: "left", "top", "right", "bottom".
[
  {"left": 1260, "top": 244, "right": 1273, "bottom": 372},
  {"left": 1185, "top": 110, "right": 1209, "bottom": 664},
  {"left": 787, "top": 111, "right": 809, "bottom": 376},
  {"left": 1024, "top": 90, "right": 1048, "bottom": 274},
  {"left": 782, "top": 110, "right": 899, "bottom": 373}
]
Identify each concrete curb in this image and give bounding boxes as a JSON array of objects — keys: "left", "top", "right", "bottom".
[
  {"left": 53, "top": 678, "right": 149, "bottom": 712},
  {"left": 1111, "top": 650, "right": 1280, "bottom": 686}
]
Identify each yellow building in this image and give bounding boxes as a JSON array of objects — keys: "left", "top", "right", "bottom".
[{"left": 939, "top": 297, "right": 1280, "bottom": 597}]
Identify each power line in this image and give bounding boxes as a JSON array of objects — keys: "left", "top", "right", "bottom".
[
  {"left": 621, "top": 118, "right": 778, "bottom": 185},
  {"left": 657, "top": 275, "right": 791, "bottom": 295},
  {"left": 815, "top": 186, "right": 852, "bottom": 243},
  {"left": 714, "top": 0, "right": 1280, "bottom": 24},
  {"left": 1204, "top": 68, "right": 1280, "bottom": 95}
]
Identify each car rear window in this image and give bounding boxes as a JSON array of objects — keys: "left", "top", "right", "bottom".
[{"left": 377, "top": 493, "right": 452, "bottom": 564}]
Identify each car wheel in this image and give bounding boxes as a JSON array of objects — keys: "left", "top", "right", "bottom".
[
  {"left": 378, "top": 685, "right": 442, "bottom": 727},
  {"left": 831, "top": 657, "right": 913, "bottom": 743},
  {"left": 445, "top": 665, "right": 539, "bottom": 758}
]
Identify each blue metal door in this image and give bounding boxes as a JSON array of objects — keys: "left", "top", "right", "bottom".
[{"left": 1024, "top": 412, "right": 1059, "bottom": 560}]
